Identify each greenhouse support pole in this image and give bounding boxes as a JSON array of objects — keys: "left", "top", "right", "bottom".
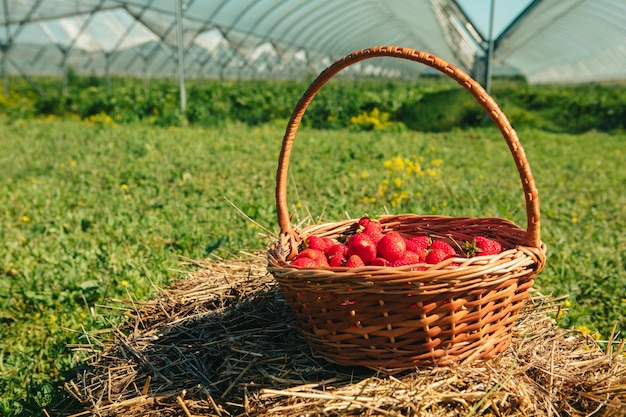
[
  {"left": 485, "top": 0, "right": 495, "bottom": 94},
  {"left": 2, "top": 0, "right": 9, "bottom": 96},
  {"left": 2, "top": 49, "right": 7, "bottom": 97},
  {"left": 175, "top": 0, "right": 187, "bottom": 112}
]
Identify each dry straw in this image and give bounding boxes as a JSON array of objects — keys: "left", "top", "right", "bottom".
[{"left": 65, "top": 254, "right": 625, "bottom": 417}]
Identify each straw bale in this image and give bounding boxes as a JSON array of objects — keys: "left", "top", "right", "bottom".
[{"left": 65, "top": 253, "right": 626, "bottom": 416}]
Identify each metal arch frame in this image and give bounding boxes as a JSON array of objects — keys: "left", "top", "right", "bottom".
[
  {"left": 207, "top": 0, "right": 282, "bottom": 79},
  {"left": 210, "top": 0, "right": 265, "bottom": 79},
  {"left": 98, "top": 1, "right": 156, "bottom": 91},
  {"left": 279, "top": 1, "right": 353, "bottom": 50},
  {"left": 2, "top": 0, "right": 44, "bottom": 95},
  {"left": 222, "top": 2, "right": 298, "bottom": 79},
  {"left": 174, "top": 0, "right": 230, "bottom": 80},
  {"left": 53, "top": 0, "right": 108, "bottom": 94},
  {"left": 367, "top": 0, "right": 437, "bottom": 54},
  {"left": 251, "top": 0, "right": 324, "bottom": 73},
  {"left": 304, "top": 2, "right": 380, "bottom": 52},
  {"left": 3, "top": 0, "right": 621, "bottom": 92}
]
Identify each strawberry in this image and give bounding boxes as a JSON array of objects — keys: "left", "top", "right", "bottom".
[
  {"left": 465, "top": 236, "right": 502, "bottom": 257},
  {"left": 346, "top": 254, "right": 365, "bottom": 268},
  {"left": 358, "top": 216, "right": 372, "bottom": 228},
  {"left": 307, "top": 235, "right": 334, "bottom": 254},
  {"left": 347, "top": 233, "right": 377, "bottom": 264},
  {"left": 430, "top": 239, "right": 456, "bottom": 257},
  {"left": 329, "top": 255, "right": 347, "bottom": 267},
  {"left": 362, "top": 221, "right": 384, "bottom": 245},
  {"left": 295, "top": 248, "right": 325, "bottom": 261},
  {"left": 377, "top": 232, "right": 407, "bottom": 262},
  {"left": 291, "top": 257, "right": 317, "bottom": 268},
  {"left": 406, "top": 235, "right": 431, "bottom": 251},
  {"left": 370, "top": 257, "right": 390, "bottom": 266},
  {"left": 390, "top": 250, "right": 422, "bottom": 267},
  {"left": 405, "top": 241, "right": 429, "bottom": 262},
  {"left": 425, "top": 247, "right": 450, "bottom": 264},
  {"left": 293, "top": 248, "right": 329, "bottom": 268},
  {"left": 326, "top": 243, "right": 349, "bottom": 260},
  {"left": 413, "top": 246, "right": 428, "bottom": 262}
]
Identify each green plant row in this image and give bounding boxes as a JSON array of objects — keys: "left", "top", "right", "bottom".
[{"left": 1, "top": 76, "right": 624, "bottom": 133}]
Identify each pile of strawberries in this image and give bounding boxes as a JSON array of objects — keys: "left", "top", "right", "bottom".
[{"left": 290, "top": 216, "right": 503, "bottom": 268}]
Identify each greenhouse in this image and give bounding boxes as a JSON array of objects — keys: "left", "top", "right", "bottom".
[{"left": 1, "top": 0, "right": 625, "bottom": 97}]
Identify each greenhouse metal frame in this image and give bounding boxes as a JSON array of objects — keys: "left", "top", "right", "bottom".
[{"left": 1, "top": 0, "right": 625, "bottom": 106}]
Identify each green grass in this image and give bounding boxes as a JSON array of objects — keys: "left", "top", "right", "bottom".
[{"left": 0, "top": 115, "right": 624, "bottom": 416}]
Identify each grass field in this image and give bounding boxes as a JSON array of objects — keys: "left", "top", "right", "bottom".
[{"left": 0, "top": 114, "right": 624, "bottom": 415}]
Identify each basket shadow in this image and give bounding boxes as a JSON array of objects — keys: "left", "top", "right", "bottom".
[{"left": 69, "top": 281, "right": 378, "bottom": 416}]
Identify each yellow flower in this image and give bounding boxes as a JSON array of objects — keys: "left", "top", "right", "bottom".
[
  {"left": 577, "top": 325, "right": 601, "bottom": 340},
  {"left": 571, "top": 217, "right": 579, "bottom": 223},
  {"left": 393, "top": 177, "right": 402, "bottom": 187},
  {"left": 121, "top": 280, "right": 129, "bottom": 287},
  {"left": 361, "top": 170, "right": 369, "bottom": 179},
  {"left": 578, "top": 324, "right": 592, "bottom": 334},
  {"left": 393, "top": 156, "right": 405, "bottom": 170},
  {"left": 21, "top": 215, "right": 29, "bottom": 222},
  {"left": 121, "top": 184, "right": 128, "bottom": 190}
]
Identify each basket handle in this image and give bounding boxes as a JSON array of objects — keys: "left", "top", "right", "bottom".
[{"left": 276, "top": 46, "right": 541, "bottom": 254}]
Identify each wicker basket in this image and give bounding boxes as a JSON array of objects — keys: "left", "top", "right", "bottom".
[{"left": 267, "top": 46, "right": 547, "bottom": 371}]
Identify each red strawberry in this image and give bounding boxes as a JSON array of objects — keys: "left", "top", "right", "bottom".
[
  {"left": 362, "top": 221, "right": 384, "bottom": 245},
  {"left": 291, "top": 257, "right": 317, "bottom": 268},
  {"left": 425, "top": 247, "right": 450, "bottom": 264},
  {"left": 347, "top": 233, "right": 377, "bottom": 264},
  {"left": 294, "top": 248, "right": 329, "bottom": 268},
  {"left": 358, "top": 216, "right": 372, "bottom": 228},
  {"left": 346, "top": 254, "right": 365, "bottom": 268},
  {"left": 370, "top": 257, "right": 390, "bottom": 266},
  {"left": 326, "top": 243, "right": 349, "bottom": 260},
  {"left": 307, "top": 235, "right": 334, "bottom": 254},
  {"left": 413, "top": 247, "right": 428, "bottom": 262},
  {"left": 295, "top": 248, "right": 325, "bottom": 260},
  {"left": 466, "top": 236, "right": 502, "bottom": 257},
  {"left": 377, "top": 232, "right": 407, "bottom": 262},
  {"left": 430, "top": 239, "right": 456, "bottom": 257},
  {"left": 407, "top": 235, "right": 431, "bottom": 251},
  {"left": 404, "top": 238, "right": 419, "bottom": 253},
  {"left": 390, "top": 250, "right": 422, "bottom": 267},
  {"left": 329, "top": 255, "right": 347, "bottom": 267}
]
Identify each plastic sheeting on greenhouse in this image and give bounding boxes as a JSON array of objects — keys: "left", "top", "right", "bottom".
[{"left": 1, "top": 0, "right": 625, "bottom": 88}]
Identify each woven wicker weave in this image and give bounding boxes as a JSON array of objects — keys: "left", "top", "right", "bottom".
[{"left": 267, "top": 46, "right": 546, "bottom": 371}]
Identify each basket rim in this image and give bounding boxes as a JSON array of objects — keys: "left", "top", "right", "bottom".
[{"left": 267, "top": 214, "right": 547, "bottom": 283}]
